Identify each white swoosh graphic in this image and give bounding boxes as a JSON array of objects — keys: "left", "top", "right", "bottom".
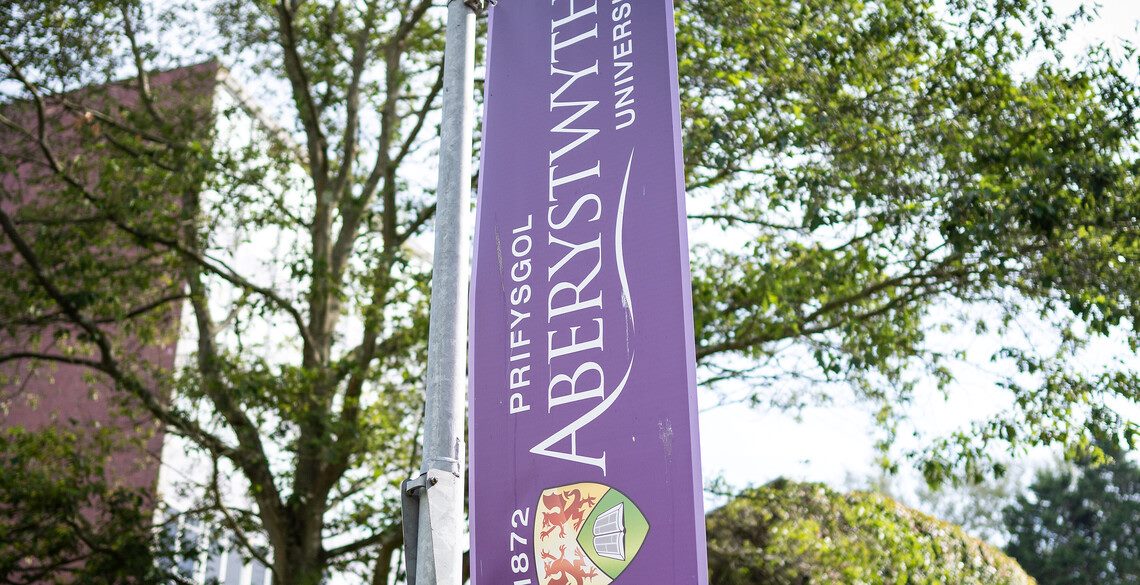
[
  {"left": 616, "top": 149, "right": 635, "bottom": 329},
  {"left": 528, "top": 354, "right": 636, "bottom": 477}
]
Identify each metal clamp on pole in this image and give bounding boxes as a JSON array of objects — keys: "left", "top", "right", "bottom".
[
  {"left": 401, "top": 469, "right": 463, "bottom": 585},
  {"left": 462, "top": 0, "right": 495, "bottom": 15}
]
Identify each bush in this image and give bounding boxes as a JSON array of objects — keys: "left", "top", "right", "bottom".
[{"left": 706, "top": 479, "right": 1034, "bottom": 585}]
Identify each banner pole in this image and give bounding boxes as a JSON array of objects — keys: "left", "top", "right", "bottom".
[{"left": 408, "top": 0, "right": 482, "bottom": 583}]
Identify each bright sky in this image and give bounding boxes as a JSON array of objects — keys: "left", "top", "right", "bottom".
[{"left": 699, "top": 1, "right": 1140, "bottom": 508}]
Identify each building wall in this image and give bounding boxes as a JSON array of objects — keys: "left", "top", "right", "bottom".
[{"left": 0, "top": 61, "right": 221, "bottom": 513}]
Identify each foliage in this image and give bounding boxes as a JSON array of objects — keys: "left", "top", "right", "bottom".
[
  {"left": 0, "top": 0, "right": 1138, "bottom": 583},
  {"left": 2, "top": 1, "right": 436, "bottom": 583},
  {"left": 0, "top": 427, "right": 181, "bottom": 585},
  {"left": 1002, "top": 445, "right": 1140, "bottom": 584},
  {"left": 851, "top": 463, "right": 1026, "bottom": 545},
  {"left": 706, "top": 479, "right": 1036, "bottom": 585},
  {"left": 909, "top": 464, "right": 1024, "bottom": 545},
  {"left": 678, "top": 0, "right": 1140, "bottom": 481}
]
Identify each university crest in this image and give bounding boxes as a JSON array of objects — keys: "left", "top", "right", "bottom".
[{"left": 533, "top": 483, "right": 650, "bottom": 585}]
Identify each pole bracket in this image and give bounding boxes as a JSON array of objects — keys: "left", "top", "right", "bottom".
[
  {"left": 401, "top": 470, "right": 463, "bottom": 585},
  {"left": 463, "top": 0, "right": 495, "bottom": 15}
]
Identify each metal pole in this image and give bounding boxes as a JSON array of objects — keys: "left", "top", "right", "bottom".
[{"left": 409, "top": 0, "right": 481, "bottom": 583}]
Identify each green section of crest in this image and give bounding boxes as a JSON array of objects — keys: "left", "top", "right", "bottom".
[{"left": 576, "top": 488, "right": 650, "bottom": 579}]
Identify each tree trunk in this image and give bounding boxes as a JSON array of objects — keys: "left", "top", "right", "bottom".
[
  {"left": 273, "top": 551, "right": 325, "bottom": 585},
  {"left": 272, "top": 520, "right": 326, "bottom": 585}
]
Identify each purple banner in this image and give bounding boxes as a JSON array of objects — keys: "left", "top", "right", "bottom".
[{"left": 468, "top": 1, "right": 707, "bottom": 584}]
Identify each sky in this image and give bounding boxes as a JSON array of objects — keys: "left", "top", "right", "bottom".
[
  {"left": 699, "top": 0, "right": 1140, "bottom": 513},
  {"left": 1051, "top": 0, "right": 1140, "bottom": 48}
]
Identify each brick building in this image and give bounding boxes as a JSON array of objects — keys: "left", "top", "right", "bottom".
[{"left": 1, "top": 61, "right": 282, "bottom": 585}]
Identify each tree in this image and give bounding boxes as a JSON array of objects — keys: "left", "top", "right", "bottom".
[
  {"left": 1002, "top": 446, "right": 1140, "bottom": 584},
  {"left": 677, "top": 0, "right": 1140, "bottom": 482},
  {"left": 3, "top": 2, "right": 438, "bottom": 583},
  {"left": 1, "top": 0, "right": 1138, "bottom": 584},
  {"left": 706, "top": 478, "right": 1036, "bottom": 584},
  {"left": 0, "top": 427, "right": 183, "bottom": 585}
]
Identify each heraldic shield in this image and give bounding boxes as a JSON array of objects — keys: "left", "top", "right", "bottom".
[{"left": 533, "top": 483, "right": 650, "bottom": 585}]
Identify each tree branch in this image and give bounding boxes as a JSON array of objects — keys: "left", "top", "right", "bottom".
[
  {"left": 0, "top": 49, "right": 316, "bottom": 353},
  {"left": 1, "top": 46, "right": 288, "bottom": 542},
  {"left": 331, "top": 2, "right": 441, "bottom": 281},
  {"left": 329, "top": 0, "right": 380, "bottom": 201},
  {"left": 0, "top": 351, "right": 103, "bottom": 368},
  {"left": 397, "top": 202, "right": 437, "bottom": 246},
  {"left": 392, "top": 61, "right": 445, "bottom": 170},
  {"left": 697, "top": 254, "right": 966, "bottom": 360},
  {"left": 209, "top": 457, "right": 272, "bottom": 568},
  {"left": 118, "top": 4, "right": 167, "bottom": 127},
  {"left": 179, "top": 173, "right": 289, "bottom": 545},
  {"left": 274, "top": 0, "right": 330, "bottom": 191},
  {"left": 0, "top": 206, "right": 235, "bottom": 463},
  {"left": 0, "top": 291, "right": 187, "bottom": 328},
  {"left": 322, "top": 525, "right": 399, "bottom": 562},
  {"left": 688, "top": 212, "right": 804, "bottom": 231}
]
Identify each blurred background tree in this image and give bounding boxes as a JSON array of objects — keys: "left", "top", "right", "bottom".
[{"left": 1002, "top": 444, "right": 1140, "bottom": 584}]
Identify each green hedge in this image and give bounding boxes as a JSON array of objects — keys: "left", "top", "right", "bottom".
[{"left": 706, "top": 479, "right": 1034, "bottom": 585}]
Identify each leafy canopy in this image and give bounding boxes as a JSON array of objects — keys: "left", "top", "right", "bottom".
[{"left": 678, "top": 0, "right": 1140, "bottom": 481}]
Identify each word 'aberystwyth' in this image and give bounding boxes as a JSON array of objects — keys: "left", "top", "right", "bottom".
[{"left": 470, "top": 1, "right": 708, "bottom": 584}]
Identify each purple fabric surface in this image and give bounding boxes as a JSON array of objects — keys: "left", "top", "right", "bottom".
[{"left": 469, "top": 1, "right": 707, "bottom": 583}]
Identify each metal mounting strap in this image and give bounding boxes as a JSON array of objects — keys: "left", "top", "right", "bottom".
[
  {"left": 401, "top": 470, "right": 462, "bottom": 585},
  {"left": 461, "top": 0, "right": 495, "bottom": 15}
]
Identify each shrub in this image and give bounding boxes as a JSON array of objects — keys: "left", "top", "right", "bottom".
[{"left": 707, "top": 479, "right": 1034, "bottom": 585}]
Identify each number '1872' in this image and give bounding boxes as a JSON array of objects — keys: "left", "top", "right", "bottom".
[{"left": 510, "top": 507, "right": 532, "bottom": 584}]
